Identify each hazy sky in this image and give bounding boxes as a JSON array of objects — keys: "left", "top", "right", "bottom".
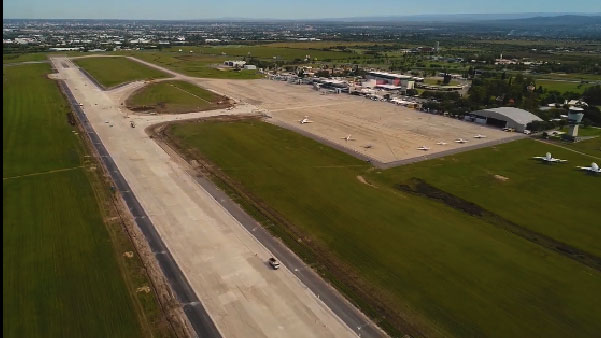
[{"left": 3, "top": 0, "right": 601, "bottom": 20}]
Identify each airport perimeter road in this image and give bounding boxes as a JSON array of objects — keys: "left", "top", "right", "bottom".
[{"left": 52, "top": 57, "right": 371, "bottom": 338}]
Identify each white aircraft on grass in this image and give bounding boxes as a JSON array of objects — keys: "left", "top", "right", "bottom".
[
  {"left": 436, "top": 141, "right": 447, "bottom": 145},
  {"left": 455, "top": 138, "right": 468, "bottom": 144},
  {"left": 342, "top": 134, "right": 356, "bottom": 141},
  {"left": 417, "top": 145, "right": 430, "bottom": 151},
  {"left": 533, "top": 152, "right": 567, "bottom": 163},
  {"left": 474, "top": 134, "right": 487, "bottom": 138},
  {"left": 299, "top": 116, "right": 313, "bottom": 124},
  {"left": 577, "top": 162, "right": 600, "bottom": 173}
]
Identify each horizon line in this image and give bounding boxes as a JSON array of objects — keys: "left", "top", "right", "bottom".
[{"left": 4, "top": 11, "right": 601, "bottom": 22}]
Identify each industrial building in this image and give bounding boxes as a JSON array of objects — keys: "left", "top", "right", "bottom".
[
  {"left": 365, "top": 71, "right": 415, "bottom": 90},
  {"left": 224, "top": 60, "right": 246, "bottom": 67},
  {"left": 470, "top": 107, "right": 542, "bottom": 132}
]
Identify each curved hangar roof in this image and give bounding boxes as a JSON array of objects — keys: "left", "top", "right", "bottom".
[{"left": 472, "top": 107, "right": 542, "bottom": 126}]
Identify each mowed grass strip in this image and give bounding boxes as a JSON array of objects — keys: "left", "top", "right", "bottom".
[
  {"left": 74, "top": 57, "right": 169, "bottom": 88},
  {"left": 127, "top": 80, "right": 228, "bottom": 113},
  {"left": 3, "top": 52, "right": 48, "bottom": 64},
  {"left": 3, "top": 63, "right": 144, "bottom": 337},
  {"left": 168, "top": 119, "right": 601, "bottom": 338},
  {"left": 536, "top": 79, "right": 596, "bottom": 93},
  {"left": 3, "top": 63, "right": 80, "bottom": 177}
]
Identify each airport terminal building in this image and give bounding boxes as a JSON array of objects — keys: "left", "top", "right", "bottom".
[{"left": 470, "top": 107, "right": 542, "bottom": 132}]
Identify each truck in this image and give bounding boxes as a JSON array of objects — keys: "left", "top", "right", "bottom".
[{"left": 268, "top": 257, "right": 280, "bottom": 270}]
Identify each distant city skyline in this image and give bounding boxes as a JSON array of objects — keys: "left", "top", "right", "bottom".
[{"left": 3, "top": 0, "right": 601, "bottom": 20}]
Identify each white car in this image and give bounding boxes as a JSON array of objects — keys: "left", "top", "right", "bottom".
[{"left": 268, "top": 258, "right": 280, "bottom": 270}]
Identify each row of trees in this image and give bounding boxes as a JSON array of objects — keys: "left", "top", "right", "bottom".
[{"left": 467, "top": 74, "right": 539, "bottom": 110}]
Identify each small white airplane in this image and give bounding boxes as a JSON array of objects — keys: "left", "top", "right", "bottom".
[
  {"left": 577, "top": 162, "right": 600, "bottom": 173},
  {"left": 474, "top": 134, "right": 487, "bottom": 138},
  {"left": 436, "top": 141, "right": 447, "bottom": 145},
  {"left": 342, "top": 134, "right": 356, "bottom": 141},
  {"left": 299, "top": 116, "right": 313, "bottom": 124},
  {"left": 455, "top": 138, "right": 468, "bottom": 144},
  {"left": 533, "top": 152, "right": 567, "bottom": 163},
  {"left": 417, "top": 145, "right": 430, "bottom": 151}
]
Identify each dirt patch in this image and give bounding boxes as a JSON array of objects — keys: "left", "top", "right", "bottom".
[
  {"left": 397, "top": 177, "right": 601, "bottom": 272},
  {"left": 356, "top": 175, "right": 376, "bottom": 187},
  {"left": 494, "top": 174, "right": 510, "bottom": 181},
  {"left": 136, "top": 286, "right": 151, "bottom": 293}
]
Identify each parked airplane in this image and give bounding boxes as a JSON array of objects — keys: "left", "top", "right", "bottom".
[
  {"left": 474, "top": 134, "right": 487, "bottom": 138},
  {"left": 455, "top": 138, "right": 468, "bottom": 144},
  {"left": 299, "top": 116, "right": 313, "bottom": 124},
  {"left": 577, "top": 162, "right": 600, "bottom": 173},
  {"left": 436, "top": 141, "right": 447, "bottom": 145},
  {"left": 533, "top": 152, "right": 567, "bottom": 163},
  {"left": 342, "top": 134, "right": 356, "bottom": 141},
  {"left": 417, "top": 146, "right": 430, "bottom": 151}
]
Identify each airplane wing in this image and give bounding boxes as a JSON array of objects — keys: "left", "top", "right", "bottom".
[{"left": 557, "top": 159, "right": 568, "bottom": 162}]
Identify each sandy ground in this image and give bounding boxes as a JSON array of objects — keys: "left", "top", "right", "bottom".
[
  {"left": 195, "top": 78, "right": 522, "bottom": 164},
  {"left": 51, "top": 57, "right": 360, "bottom": 338}
]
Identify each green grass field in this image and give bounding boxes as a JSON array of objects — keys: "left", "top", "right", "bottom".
[
  {"left": 127, "top": 80, "right": 228, "bottom": 113},
  {"left": 3, "top": 52, "right": 48, "bottom": 64},
  {"left": 74, "top": 57, "right": 170, "bottom": 88},
  {"left": 195, "top": 45, "right": 366, "bottom": 61},
  {"left": 537, "top": 79, "right": 596, "bottom": 94},
  {"left": 563, "top": 135, "right": 601, "bottom": 158},
  {"left": 118, "top": 50, "right": 263, "bottom": 79},
  {"left": 167, "top": 119, "right": 601, "bottom": 338},
  {"left": 534, "top": 73, "right": 601, "bottom": 81},
  {"left": 3, "top": 63, "right": 154, "bottom": 337},
  {"left": 560, "top": 126, "right": 601, "bottom": 137}
]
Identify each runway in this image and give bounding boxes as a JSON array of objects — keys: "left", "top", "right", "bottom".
[{"left": 51, "top": 56, "right": 382, "bottom": 338}]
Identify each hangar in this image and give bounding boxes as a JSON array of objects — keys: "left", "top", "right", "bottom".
[{"left": 470, "top": 107, "right": 542, "bottom": 132}]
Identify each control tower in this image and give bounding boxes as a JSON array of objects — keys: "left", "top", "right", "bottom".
[{"left": 567, "top": 106, "right": 584, "bottom": 138}]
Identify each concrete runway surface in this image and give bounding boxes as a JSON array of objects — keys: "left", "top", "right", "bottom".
[{"left": 51, "top": 57, "right": 385, "bottom": 338}]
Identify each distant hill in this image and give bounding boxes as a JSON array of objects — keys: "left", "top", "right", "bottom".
[
  {"left": 314, "top": 12, "right": 601, "bottom": 23},
  {"left": 494, "top": 15, "right": 601, "bottom": 25}
]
